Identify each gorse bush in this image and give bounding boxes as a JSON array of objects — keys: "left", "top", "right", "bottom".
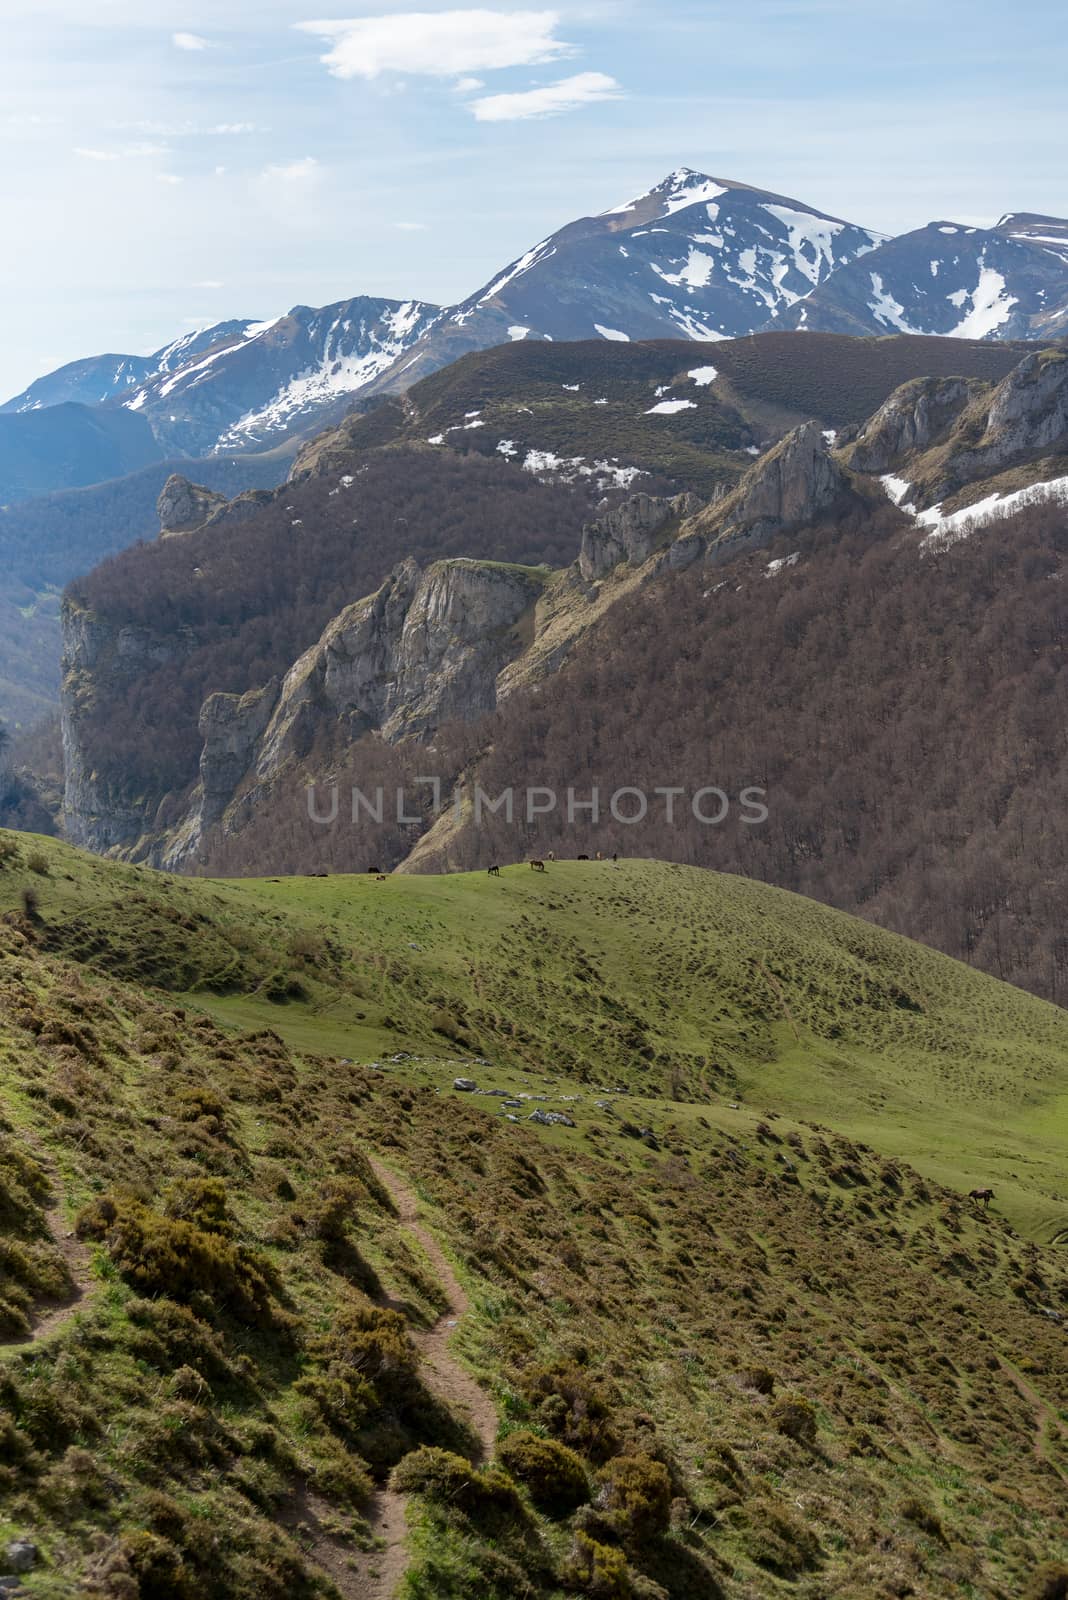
[
  {"left": 771, "top": 1394, "right": 819, "bottom": 1445},
  {"left": 76, "top": 1186, "right": 275, "bottom": 1326},
  {"left": 519, "top": 1362, "right": 621, "bottom": 1463},
  {"left": 392, "top": 1445, "right": 522, "bottom": 1515},
  {"left": 498, "top": 1429, "right": 590, "bottom": 1514},
  {"left": 597, "top": 1454, "right": 672, "bottom": 1544},
  {"left": 563, "top": 1529, "right": 633, "bottom": 1598}
]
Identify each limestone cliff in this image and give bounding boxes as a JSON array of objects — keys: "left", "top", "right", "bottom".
[
  {"left": 578, "top": 493, "right": 699, "bottom": 582},
  {"left": 672, "top": 422, "right": 854, "bottom": 565},
  {"left": 60, "top": 599, "right": 194, "bottom": 853},
  {"left": 852, "top": 349, "right": 1068, "bottom": 511},
  {"left": 843, "top": 376, "right": 988, "bottom": 475},
  {"left": 159, "top": 557, "right": 546, "bottom": 866}
]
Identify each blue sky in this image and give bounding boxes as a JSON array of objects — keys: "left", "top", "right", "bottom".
[{"left": 2, "top": 0, "right": 1066, "bottom": 398}]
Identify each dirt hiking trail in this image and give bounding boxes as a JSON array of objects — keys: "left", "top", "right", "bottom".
[
  {"left": 292, "top": 1156, "right": 497, "bottom": 1600},
  {"left": 0, "top": 1152, "right": 94, "bottom": 1356}
]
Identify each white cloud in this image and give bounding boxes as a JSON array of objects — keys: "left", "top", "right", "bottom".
[
  {"left": 297, "top": 10, "right": 572, "bottom": 80},
  {"left": 194, "top": 280, "right": 225, "bottom": 289},
  {"left": 394, "top": 220, "right": 429, "bottom": 231},
  {"left": 210, "top": 122, "right": 259, "bottom": 135},
  {"left": 74, "top": 141, "right": 168, "bottom": 162},
  {"left": 454, "top": 76, "right": 485, "bottom": 93},
  {"left": 157, "top": 173, "right": 184, "bottom": 185},
  {"left": 262, "top": 156, "right": 320, "bottom": 182},
  {"left": 471, "top": 70, "right": 622, "bottom": 121},
  {"left": 173, "top": 31, "right": 209, "bottom": 51}
]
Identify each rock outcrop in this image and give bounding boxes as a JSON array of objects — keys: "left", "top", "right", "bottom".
[
  {"left": 579, "top": 492, "right": 700, "bottom": 582},
  {"left": 61, "top": 600, "right": 195, "bottom": 852},
  {"left": 157, "top": 474, "right": 229, "bottom": 537},
  {"left": 676, "top": 422, "right": 853, "bottom": 565},
  {"left": 198, "top": 681, "right": 281, "bottom": 826},
  {"left": 844, "top": 376, "right": 987, "bottom": 474},
  {"left": 858, "top": 348, "right": 1068, "bottom": 508},
  {"left": 159, "top": 557, "right": 546, "bottom": 866},
  {"left": 948, "top": 350, "right": 1068, "bottom": 489}
]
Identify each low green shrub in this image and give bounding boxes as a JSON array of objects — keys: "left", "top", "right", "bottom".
[
  {"left": 519, "top": 1361, "right": 621, "bottom": 1462},
  {"left": 563, "top": 1529, "right": 633, "bottom": 1598},
  {"left": 76, "top": 1187, "right": 274, "bottom": 1326},
  {"left": 743, "top": 1497, "right": 822, "bottom": 1577},
  {"left": 597, "top": 1453, "right": 671, "bottom": 1543},
  {"left": 498, "top": 1429, "right": 590, "bottom": 1514},
  {"left": 771, "top": 1393, "right": 818, "bottom": 1445},
  {"left": 392, "top": 1445, "right": 521, "bottom": 1514}
]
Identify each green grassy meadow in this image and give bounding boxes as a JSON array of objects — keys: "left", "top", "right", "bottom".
[{"left": 1, "top": 830, "right": 1067, "bottom": 1599}]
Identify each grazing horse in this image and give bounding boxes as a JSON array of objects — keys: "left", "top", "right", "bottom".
[
  {"left": 530, "top": 859, "right": 546, "bottom": 872},
  {"left": 376, "top": 874, "right": 387, "bottom": 882},
  {"left": 968, "top": 1187, "right": 995, "bottom": 1207},
  {"left": 367, "top": 866, "right": 381, "bottom": 875},
  {"left": 577, "top": 854, "right": 590, "bottom": 861},
  {"left": 488, "top": 864, "right": 501, "bottom": 877}
]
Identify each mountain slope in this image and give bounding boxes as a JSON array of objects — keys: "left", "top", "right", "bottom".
[
  {"left": 120, "top": 341, "right": 1067, "bottom": 1007},
  {"left": 304, "top": 329, "right": 1026, "bottom": 493},
  {"left": 0, "top": 321, "right": 259, "bottom": 414},
  {"left": 364, "top": 168, "right": 882, "bottom": 397},
  {"left": 779, "top": 213, "right": 1068, "bottom": 339},
  {"left": 0, "top": 401, "right": 161, "bottom": 506},
  {"left": 8, "top": 173, "right": 1065, "bottom": 484},
  {"left": 120, "top": 296, "right": 441, "bottom": 457},
  {"left": 0, "top": 450, "right": 291, "bottom": 728},
  {"left": 51, "top": 332, "right": 1028, "bottom": 858},
  {"left": 0, "top": 836, "right": 1065, "bottom": 1598}
]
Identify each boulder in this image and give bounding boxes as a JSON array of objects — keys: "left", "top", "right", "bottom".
[{"left": 4, "top": 1545, "right": 35, "bottom": 1575}]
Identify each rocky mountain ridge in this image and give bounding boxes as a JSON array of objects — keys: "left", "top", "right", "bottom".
[
  {"left": 781, "top": 213, "right": 1068, "bottom": 341},
  {"left": 10, "top": 172, "right": 1067, "bottom": 489},
  {"left": 61, "top": 341, "right": 1068, "bottom": 874}
]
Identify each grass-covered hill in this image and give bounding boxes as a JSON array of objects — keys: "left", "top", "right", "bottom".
[{"left": 0, "top": 832, "right": 1066, "bottom": 1598}]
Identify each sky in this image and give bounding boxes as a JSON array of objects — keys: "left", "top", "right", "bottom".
[{"left": 2, "top": 0, "right": 1067, "bottom": 399}]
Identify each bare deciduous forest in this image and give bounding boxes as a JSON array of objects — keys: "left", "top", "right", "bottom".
[
  {"left": 69, "top": 449, "right": 591, "bottom": 799},
  {"left": 205, "top": 502, "right": 1068, "bottom": 1003}
]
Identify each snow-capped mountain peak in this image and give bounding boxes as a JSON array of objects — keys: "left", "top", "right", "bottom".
[{"left": 373, "top": 170, "right": 884, "bottom": 394}]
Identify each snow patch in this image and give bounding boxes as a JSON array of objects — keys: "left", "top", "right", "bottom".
[
  {"left": 946, "top": 262, "right": 1018, "bottom": 338},
  {"left": 868, "top": 273, "right": 923, "bottom": 335},
  {"left": 477, "top": 239, "right": 556, "bottom": 305},
  {"left": 646, "top": 399, "right": 697, "bottom": 415},
  {"left": 688, "top": 365, "right": 718, "bottom": 386},
  {"left": 918, "top": 475, "right": 1068, "bottom": 546},
  {"left": 595, "top": 324, "right": 630, "bottom": 342}
]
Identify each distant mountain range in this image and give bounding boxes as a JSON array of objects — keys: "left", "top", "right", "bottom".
[
  {"left": 780, "top": 213, "right": 1068, "bottom": 340},
  {"left": 5, "top": 169, "right": 1067, "bottom": 499}
]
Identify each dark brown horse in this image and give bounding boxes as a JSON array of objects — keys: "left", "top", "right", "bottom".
[
  {"left": 530, "top": 859, "right": 546, "bottom": 872},
  {"left": 488, "top": 864, "right": 501, "bottom": 877},
  {"left": 968, "top": 1187, "right": 995, "bottom": 1207}
]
